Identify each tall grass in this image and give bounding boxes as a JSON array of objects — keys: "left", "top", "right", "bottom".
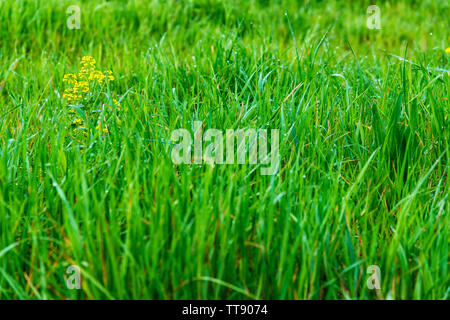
[{"left": 0, "top": 0, "right": 448, "bottom": 299}]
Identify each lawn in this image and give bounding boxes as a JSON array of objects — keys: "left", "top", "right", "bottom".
[{"left": 0, "top": 0, "right": 448, "bottom": 299}]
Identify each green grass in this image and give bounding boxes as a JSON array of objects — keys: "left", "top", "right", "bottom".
[{"left": 0, "top": 0, "right": 448, "bottom": 299}]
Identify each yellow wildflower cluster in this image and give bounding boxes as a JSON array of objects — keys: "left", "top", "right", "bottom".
[
  {"left": 62, "top": 56, "right": 114, "bottom": 104},
  {"left": 62, "top": 56, "right": 121, "bottom": 138}
]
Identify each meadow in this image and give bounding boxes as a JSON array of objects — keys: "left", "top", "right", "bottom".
[{"left": 0, "top": 0, "right": 448, "bottom": 299}]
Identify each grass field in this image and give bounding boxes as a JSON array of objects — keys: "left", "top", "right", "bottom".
[{"left": 0, "top": 0, "right": 448, "bottom": 300}]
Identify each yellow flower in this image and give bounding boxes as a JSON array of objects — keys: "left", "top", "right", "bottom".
[
  {"left": 89, "top": 70, "right": 106, "bottom": 83},
  {"left": 445, "top": 47, "right": 450, "bottom": 54},
  {"left": 63, "top": 56, "right": 120, "bottom": 137},
  {"left": 63, "top": 90, "right": 80, "bottom": 103},
  {"left": 63, "top": 73, "right": 77, "bottom": 84},
  {"left": 72, "top": 118, "right": 83, "bottom": 126},
  {"left": 81, "top": 56, "right": 96, "bottom": 67},
  {"left": 74, "top": 80, "right": 89, "bottom": 93}
]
